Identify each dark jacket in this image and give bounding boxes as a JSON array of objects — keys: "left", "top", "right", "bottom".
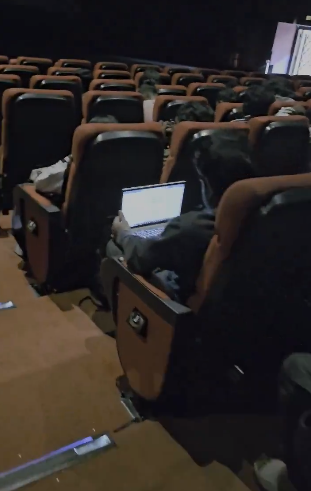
[{"left": 116, "top": 207, "right": 215, "bottom": 302}]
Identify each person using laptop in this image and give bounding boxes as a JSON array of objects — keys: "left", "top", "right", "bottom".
[{"left": 105, "top": 129, "right": 253, "bottom": 303}]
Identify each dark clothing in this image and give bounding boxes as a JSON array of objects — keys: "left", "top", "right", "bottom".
[
  {"left": 280, "top": 353, "right": 311, "bottom": 490},
  {"left": 111, "top": 208, "right": 215, "bottom": 303}
]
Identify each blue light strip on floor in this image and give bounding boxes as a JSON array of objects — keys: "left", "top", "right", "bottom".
[{"left": 0, "top": 434, "right": 115, "bottom": 491}]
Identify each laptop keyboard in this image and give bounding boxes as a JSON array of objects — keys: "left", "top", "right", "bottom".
[{"left": 133, "top": 227, "right": 164, "bottom": 239}]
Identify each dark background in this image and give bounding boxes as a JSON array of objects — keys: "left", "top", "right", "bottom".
[{"left": 0, "top": 0, "right": 308, "bottom": 69}]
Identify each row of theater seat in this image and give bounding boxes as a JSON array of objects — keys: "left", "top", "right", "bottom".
[
  {"left": 3, "top": 55, "right": 311, "bottom": 411},
  {"left": 11, "top": 112, "right": 309, "bottom": 289},
  {"left": 13, "top": 111, "right": 311, "bottom": 411},
  {"left": 1, "top": 86, "right": 310, "bottom": 214}
]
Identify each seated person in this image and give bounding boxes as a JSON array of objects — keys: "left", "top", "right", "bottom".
[
  {"left": 254, "top": 353, "right": 311, "bottom": 491},
  {"left": 12, "top": 115, "right": 118, "bottom": 258},
  {"left": 31, "top": 115, "right": 118, "bottom": 198},
  {"left": 238, "top": 85, "right": 275, "bottom": 121},
  {"left": 225, "top": 78, "right": 238, "bottom": 88},
  {"left": 263, "top": 77, "right": 296, "bottom": 101},
  {"left": 139, "top": 68, "right": 162, "bottom": 86},
  {"left": 216, "top": 88, "right": 238, "bottom": 104},
  {"left": 139, "top": 80, "right": 158, "bottom": 122},
  {"left": 164, "top": 101, "right": 215, "bottom": 145},
  {"left": 106, "top": 129, "right": 253, "bottom": 303}
]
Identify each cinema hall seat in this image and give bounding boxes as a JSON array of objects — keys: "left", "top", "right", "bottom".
[
  {"left": 160, "top": 122, "right": 249, "bottom": 212},
  {"left": 93, "top": 69, "right": 131, "bottom": 80},
  {"left": 187, "top": 83, "right": 225, "bottom": 109},
  {"left": 208, "top": 75, "right": 238, "bottom": 86},
  {"left": 30, "top": 75, "right": 83, "bottom": 122},
  {"left": 54, "top": 58, "right": 92, "bottom": 69},
  {"left": 153, "top": 95, "right": 208, "bottom": 121},
  {"left": 0, "top": 64, "right": 39, "bottom": 87},
  {"left": 102, "top": 172, "right": 311, "bottom": 412},
  {"left": 249, "top": 116, "right": 310, "bottom": 174},
  {"left": 156, "top": 85, "right": 187, "bottom": 96},
  {"left": 130, "top": 64, "right": 161, "bottom": 77},
  {"left": 83, "top": 91, "right": 144, "bottom": 123},
  {"left": 17, "top": 56, "right": 53, "bottom": 74},
  {"left": 0, "top": 74, "right": 21, "bottom": 139},
  {"left": 94, "top": 61, "right": 128, "bottom": 71},
  {"left": 48, "top": 66, "right": 81, "bottom": 77},
  {"left": 214, "top": 102, "right": 243, "bottom": 122},
  {"left": 2, "top": 88, "right": 75, "bottom": 212},
  {"left": 196, "top": 68, "right": 221, "bottom": 77},
  {"left": 164, "top": 66, "right": 192, "bottom": 76},
  {"left": 0, "top": 55, "right": 8, "bottom": 64},
  {"left": 135, "top": 71, "right": 171, "bottom": 87},
  {"left": 9, "top": 58, "right": 18, "bottom": 65},
  {"left": 240, "top": 77, "right": 264, "bottom": 86},
  {"left": 15, "top": 123, "right": 164, "bottom": 291},
  {"left": 171, "top": 73, "right": 204, "bottom": 87},
  {"left": 89, "top": 79, "right": 136, "bottom": 92},
  {"left": 222, "top": 69, "right": 247, "bottom": 78}
]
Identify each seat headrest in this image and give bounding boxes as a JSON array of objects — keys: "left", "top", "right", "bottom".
[
  {"left": 72, "top": 122, "right": 164, "bottom": 164},
  {"left": 89, "top": 79, "right": 135, "bottom": 91},
  {"left": 94, "top": 62, "right": 128, "bottom": 71},
  {"left": 169, "top": 121, "right": 250, "bottom": 159},
  {"left": 93, "top": 70, "right": 131, "bottom": 79},
  {"left": 130, "top": 64, "right": 160, "bottom": 77},
  {"left": 48, "top": 67, "right": 81, "bottom": 76},
  {"left": 2, "top": 88, "right": 74, "bottom": 118},
  {"left": 207, "top": 75, "right": 237, "bottom": 84},
  {"left": 187, "top": 82, "right": 225, "bottom": 96},
  {"left": 216, "top": 173, "right": 311, "bottom": 256},
  {"left": 153, "top": 95, "right": 208, "bottom": 121},
  {"left": 215, "top": 102, "right": 243, "bottom": 122},
  {"left": 0, "top": 64, "right": 39, "bottom": 74},
  {"left": 82, "top": 91, "right": 143, "bottom": 119},
  {"left": 0, "top": 74, "right": 21, "bottom": 85},
  {"left": 17, "top": 56, "right": 52, "bottom": 64},
  {"left": 54, "top": 59, "right": 91, "bottom": 68},
  {"left": 30, "top": 75, "right": 82, "bottom": 89},
  {"left": 249, "top": 115, "right": 309, "bottom": 145},
  {"left": 171, "top": 73, "right": 204, "bottom": 85}
]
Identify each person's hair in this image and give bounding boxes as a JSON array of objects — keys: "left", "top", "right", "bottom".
[
  {"left": 89, "top": 115, "right": 119, "bottom": 123},
  {"left": 139, "top": 69, "right": 161, "bottom": 85},
  {"left": 263, "top": 77, "right": 295, "bottom": 98},
  {"left": 176, "top": 101, "right": 214, "bottom": 123},
  {"left": 194, "top": 129, "right": 253, "bottom": 204},
  {"left": 243, "top": 85, "right": 275, "bottom": 117},
  {"left": 139, "top": 80, "right": 158, "bottom": 99},
  {"left": 217, "top": 88, "right": 238, "bottom": 104}
]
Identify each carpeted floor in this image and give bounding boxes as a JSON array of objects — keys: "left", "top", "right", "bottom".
[{"left": 0, "top": 214, "right": 259, "bottom": 491}]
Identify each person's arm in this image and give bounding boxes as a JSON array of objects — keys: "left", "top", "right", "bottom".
[{"left": 112, "top": 210, "right": 214, "bottom": 276}]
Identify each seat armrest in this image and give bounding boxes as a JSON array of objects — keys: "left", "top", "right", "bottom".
[
  {"left": 102, "top": 257, "right": 192, "bottom": 324},
  {"left": 14, "top": 184, "right": 61, "bottom": 216},
  {"left": 14, "top": 184, "right": 65, "bottom": 285},
  {"left": 101, "top": 258, "right": 193, "bottom": 401}
]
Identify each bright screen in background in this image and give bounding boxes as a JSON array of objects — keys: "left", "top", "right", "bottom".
[{"left": 122, "top": 183, "right": 185, "bottom": 228}]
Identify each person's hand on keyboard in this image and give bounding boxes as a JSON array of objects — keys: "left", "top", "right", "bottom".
[{"left": 111, "top": 211, "right": 131, "bottom": 240}]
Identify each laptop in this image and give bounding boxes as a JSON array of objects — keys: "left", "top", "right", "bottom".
[{"left": 121, "top": 181, "right": 185, "bottom": 238}]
